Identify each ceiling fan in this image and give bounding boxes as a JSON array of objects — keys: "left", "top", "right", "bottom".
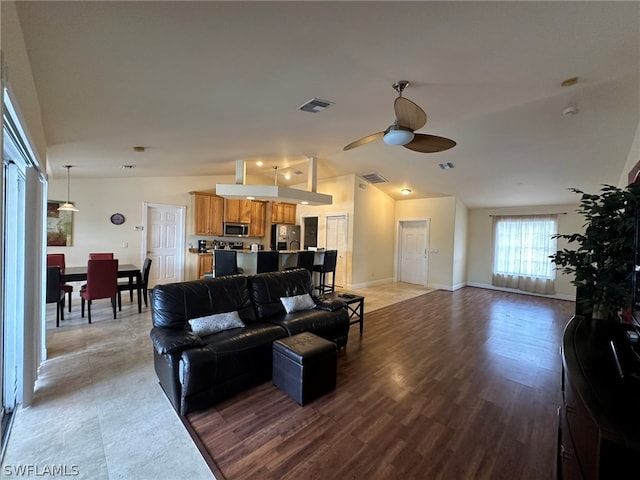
[{"left": 343, "top": 80, "right": 456, "bottom": 153}]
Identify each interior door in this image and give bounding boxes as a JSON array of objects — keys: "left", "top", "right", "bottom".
[
  {"left": 325, "top": 214, "right": 348, "bottom": 288},
  {"left": 144, "top": 203, "right": 186, "bottom": 288},
  {"left": 399, "top": 220, "right": 429, "bottom": 286}
]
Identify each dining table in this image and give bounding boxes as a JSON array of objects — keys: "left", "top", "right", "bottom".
[{"left": 62, "top": 263, "right": 143, "bottom": 313}]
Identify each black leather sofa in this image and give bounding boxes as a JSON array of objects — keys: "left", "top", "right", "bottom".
[{"left": 150, "top": 268, "right": 349, "bottom": 414}]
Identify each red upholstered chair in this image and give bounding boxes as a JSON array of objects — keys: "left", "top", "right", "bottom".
[
  {"left": 46, "top": 253, "right": 74, "bottom": 312},
  {"left": 80, "top": 259, "right": 118, "bottom": 323},
  {"left": 46, "top": 266, "right": 66, "bottom": 327},
  {"left": 89, "top": 253, "right": 114, "bottom": 260}
]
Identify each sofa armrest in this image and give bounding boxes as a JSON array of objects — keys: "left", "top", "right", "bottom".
[
  {"left": 314, "top": 297, "right": 347, "bottom": 312},
  {"left": 150, "top": 327, "right": 203, "bottom": 355}
]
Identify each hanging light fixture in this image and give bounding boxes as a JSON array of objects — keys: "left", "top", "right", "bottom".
[{"left": 58, "top": 165, "right": 79, "bottom": 212}]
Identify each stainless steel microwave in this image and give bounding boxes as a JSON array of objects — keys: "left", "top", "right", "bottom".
[{"left": 223, "top": 223, "right": 250, "bottom": 237}]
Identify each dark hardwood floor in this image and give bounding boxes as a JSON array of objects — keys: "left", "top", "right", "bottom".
[{"left": 185, "top": 287, "right": 574, "bottom": 480}]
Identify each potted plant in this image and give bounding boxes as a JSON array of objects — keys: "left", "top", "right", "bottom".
[{"left": 550, "top": 183, "right": 640, "bottom": 320}]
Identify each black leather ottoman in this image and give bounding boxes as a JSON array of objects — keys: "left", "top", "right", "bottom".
[{"left": 272, "top": 332, "right": 337, "bottom": 405}]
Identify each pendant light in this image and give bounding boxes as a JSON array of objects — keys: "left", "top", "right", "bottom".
[{"left": 57, "top": 165, "right": 79, "bottom": 212}]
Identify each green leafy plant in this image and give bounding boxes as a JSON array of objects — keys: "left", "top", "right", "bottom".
[{"left": 550, "top": 184, "right": 640, "bottom": 320}]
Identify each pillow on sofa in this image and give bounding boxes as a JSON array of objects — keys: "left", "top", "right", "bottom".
[
  {"left": 188, "top": 311, "right": 245, "bottom": 336},
  {"left": 280, "top": 293, "right": 316, "bottom": 314}
]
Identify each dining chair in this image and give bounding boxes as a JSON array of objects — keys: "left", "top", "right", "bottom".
[
  {"left": 214, "top": 250, "right": 239, "bottom": 277},
  {"left": 256, "top": 251, "right": 280, "bottom": 273},
  {"left": 313, "top": 250, "right": 338, "bottom": 294},
  {"left": 46, "top": 253, "right": 74, "bottom": 312},
  {"left": 80, "top": 259, "right": 118, "bottom": 323},
  {"left": 89, "top": 252, "right": 114, "bottom": 260},
  {"left": 46, "top": 266, "right": 66, "bottom": 327},
  {"left": 117, "top": 258, "right": 152, "bottom": 310}
]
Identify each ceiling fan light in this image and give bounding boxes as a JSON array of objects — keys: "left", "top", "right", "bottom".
[{"left": 383, "top": 126, "right": 414, "bottom": 146}]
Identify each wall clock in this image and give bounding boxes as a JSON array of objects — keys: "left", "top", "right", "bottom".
[{"left": 110, "top": 213, "right": 125, "bottom": 225}]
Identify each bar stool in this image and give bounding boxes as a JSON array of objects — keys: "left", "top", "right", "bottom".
[
  {"left": 256, "top": 251, "right": 280, "bottom": 273},
  {"left": 313, "top": 250, "right": 337, "bottom": 294}
]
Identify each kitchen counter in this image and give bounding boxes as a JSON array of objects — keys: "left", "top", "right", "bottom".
[
  {"left": 189, "top": 249, "right": 325, "bottom": 275},
  {"left": 236, "top": 249, "right": 324, "bottom": 274}
]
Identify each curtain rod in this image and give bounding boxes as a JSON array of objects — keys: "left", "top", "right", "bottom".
[{"left": 489, "top": 212, "right": 567, "bottom": 217}]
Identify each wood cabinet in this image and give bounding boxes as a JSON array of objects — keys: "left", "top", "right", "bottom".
[
  {"left": 250, "top": 201, "right": 266, "bottom": 237},
  {"left": 559, "top": 316, "right": 640, "bottom": 480},
  {"left": 224, "top": 199, "right": 252, "bottom": 223},
  {"left": 197, "top": 254, "right": 213, "bottom": 279},
  {"left": 271, "top": 202, "right": 296, "bottom": 225},
  {"left": 191, "top": 192, "right": 223, "bottom": 236}
]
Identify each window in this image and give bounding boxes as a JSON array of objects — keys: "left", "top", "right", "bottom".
[{"left": 492, "top": 215, "right": 557, "bottom": 294}]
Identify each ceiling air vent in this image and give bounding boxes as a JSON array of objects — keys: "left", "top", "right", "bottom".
[
  {"left": 360, "top": 172, "right": 389, "bottom": 184},
  {"left": 298, "top": 98, "right": 334, "bottom": 113}
]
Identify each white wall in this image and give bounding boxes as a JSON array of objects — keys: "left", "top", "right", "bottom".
[
  {"left": 619, "top": 123, "right": 640, "bottom": 186},
  {"left": 452, "top": 199, "right": 468, "bottom": 289},
  {"left": 352, "top": 179, "right": 395, "bottom": 287},
  {"left": 466, "top": 204, "right": 582, "bottom": 300},
  {"left": 395, "top": 196, "right": 457, "bottom": 290}
]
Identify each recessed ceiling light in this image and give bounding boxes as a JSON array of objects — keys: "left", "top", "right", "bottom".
[
  {"left": 120, "top": 165, "right": 136, "bottom": 169},
  {"left": 400, "top": 188, "right": 412, "bottom": 195},
  {"left": 132, "top": 146, "right": 145, "bottom": 152},
  {"left": 284, "top": 174, "right": 291, "bottom": 180},
  {"left": 561, "top": 77, "right": 579, "bottom": 87},
  {"left": 256, "top": 161, "right": 263, "bottom": 167},
  {"left": 246, "top": 196, "right": 255, "bottom": 200},
  {"left": 301, "top": 201, "right": 309, "bottom": 205},
  {"left": 439, "top": 162, "right": 454, "bottom": 170}
]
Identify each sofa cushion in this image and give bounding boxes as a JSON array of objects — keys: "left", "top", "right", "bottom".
[
  {"left": 188, "top": 311, "right": 245, "bottom": 336},
  {"left": 248, "top": 269, "right": 314, "bottom": 320},
  {"left": 280, "top": 293, "right": 316, "bottom": 313},
  {"left": 151, "top": 275, "right": 256, "bottom": 328}
]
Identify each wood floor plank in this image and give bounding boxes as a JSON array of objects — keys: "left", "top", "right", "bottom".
[{"left": 185, "top": 287, "right": 574, "bottom": 479}]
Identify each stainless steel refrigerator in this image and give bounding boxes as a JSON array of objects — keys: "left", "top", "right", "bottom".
[{"left": 270, "top": 224, "right": 301, "bottom": 250}]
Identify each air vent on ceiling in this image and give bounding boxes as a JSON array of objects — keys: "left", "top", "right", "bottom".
[
  {"left": 298, "top": 98, "right": 334, "bottom": 113},
  {"left": 359, "top": 172, "right": 389, "bottom": 184}
]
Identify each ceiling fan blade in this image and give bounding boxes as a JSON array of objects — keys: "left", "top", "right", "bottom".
[
  {"left": 403, "top": 134, "right": 456, "bottom": 153},
  {"left": 394, "top": 97, "right": 427, "bottom": 131},
  {"left": 343, "top": 131, "right": 384, "bottom": 151}
]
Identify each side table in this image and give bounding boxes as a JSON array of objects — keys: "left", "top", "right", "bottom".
[{"left": 322, "top": 292, "right": 365, "bottom": 335}]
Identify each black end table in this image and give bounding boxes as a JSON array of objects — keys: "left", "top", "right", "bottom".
[{"left": 323, "top": 292, "right": 365, "bottom": 335}]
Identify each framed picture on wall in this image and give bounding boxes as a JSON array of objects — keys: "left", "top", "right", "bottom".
[{"left": 47, "top": 200, "right": 73, "bottom": 246}]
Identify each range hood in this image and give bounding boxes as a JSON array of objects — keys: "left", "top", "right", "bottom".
[{"left": 216, "top": 158, "right": 333, "bottom": 206}]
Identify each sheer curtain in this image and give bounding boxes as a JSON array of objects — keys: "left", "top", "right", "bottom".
[{"left": 492, "top": 215, "right": 557, "bottom": 294}]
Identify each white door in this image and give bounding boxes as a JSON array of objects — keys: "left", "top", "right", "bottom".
[
  {"left": 399, "top": 220, "right": 429, "bottom": 286},
  {"left": 144, "top": 203, "right": 186, "bottom": 288},
  {"left": 325, "top": 214, "right": 348, "bottom": 288}
]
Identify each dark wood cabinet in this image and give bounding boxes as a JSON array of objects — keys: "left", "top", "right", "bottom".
[{"left": 559, "top": 316, "right": 640, "bottom": 480}]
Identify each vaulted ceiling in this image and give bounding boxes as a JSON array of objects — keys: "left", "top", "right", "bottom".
[{"left": 15, "top": 1, "right": 640, "bottom": 207}]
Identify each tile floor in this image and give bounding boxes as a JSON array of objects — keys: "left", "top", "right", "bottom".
[{"left": 1, "top": 281, "right": 433, "bottom": 480}]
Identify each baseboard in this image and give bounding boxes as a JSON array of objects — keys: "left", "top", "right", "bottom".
[
  {"left": 466, "top": 282, "right": 575, "bottom": 301},
  {"left": 426, "top": 282, "right": 466, "bottom": 291},
  {"left": 348, "top": 277, "right": 394, "bottom": 290}
]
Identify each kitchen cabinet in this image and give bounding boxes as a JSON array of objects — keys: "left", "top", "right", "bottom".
[
  {"left": 191, "top": 192, "right": 224, "bottom": 236},
  {"left": 224, "top": 199, "right": 252, "bottom": 223},
  {"left": 250, "top": 201, "right": 266, "bottom": 237},
  {"left": 197, "top": 254, "right": 213, "bottom": 279},
  {"left": 271, "top": 202, "right": 296, "bottom": 225}
]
